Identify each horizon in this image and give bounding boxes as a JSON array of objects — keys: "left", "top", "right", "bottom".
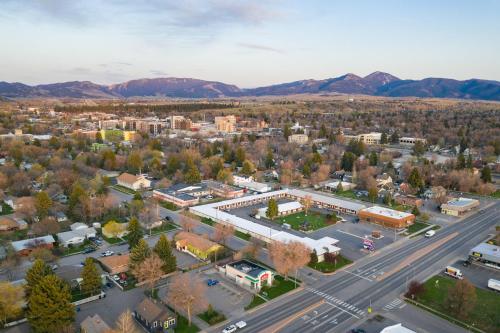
[{"left": 1, "top": 1, "right": 500, "bottom": 87}]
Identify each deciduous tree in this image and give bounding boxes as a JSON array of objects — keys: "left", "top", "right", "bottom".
[
  {"left": 34, "top": 191, "right": 52, "bottom": 219},
  {"left": 166, "top": 273, "right": 208, "bottom": 327},
  {"left": 301, "top": 195, "right": 313, "bottom": 215},
  {"left": 110, "top": 309, "right": 138, "bottom": 333},
  {"left": 268, "top": 241, "right": 311, "bottom": 283},
  {"left": 0, "top": 281, "right": 24, "bottom": 326},
  {"left": 446, "top": 278, "right": 477, "bottom": 320},
  {"left": 133, "top": 253, "right": 164, "bottom": 294},
  {"left": 180, "top": 215, "right": 195, "bottom": 232},
  {"left": 213, "top": 223, "right": 235, "bottom": 246}
]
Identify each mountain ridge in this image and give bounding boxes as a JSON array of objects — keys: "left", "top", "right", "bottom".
[{"left": 1, "top": 72, "right": 499, "bottom": 101}]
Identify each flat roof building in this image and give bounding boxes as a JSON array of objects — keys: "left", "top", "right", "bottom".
[
  {"left": 224, "top": 260, "right": 274, "bottom": 291},
  {"left": 469, "top": 243, "right": 500, "bottom": 266},
  {"left": 358, "top": 206, "right": 415, "bottom": 229},
  {"left": 441, "top": 197, "right": 480, "bottom": 216}
]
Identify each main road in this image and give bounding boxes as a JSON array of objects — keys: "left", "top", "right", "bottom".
[{"left": 226, "top": 201, "right": 500, "bottom": 333}]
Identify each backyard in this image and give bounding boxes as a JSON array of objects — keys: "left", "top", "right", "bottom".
[
  {"left": 410, "top": 276, "right": 500, "bottom": 332},
  {"left": 275, "top": 211, "right": 337, "bottom": 231}
]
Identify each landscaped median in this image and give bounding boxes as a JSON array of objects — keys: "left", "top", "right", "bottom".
[
  {"left": 245, "top": 275, "right": 301, "bottom": 310},
  {"left": 406, "top": 276, "right": 500, "bottom": 332}
]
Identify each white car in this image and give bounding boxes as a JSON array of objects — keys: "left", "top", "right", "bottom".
[
  {"left": 101, "top": 250, "right": 114, "bottom": 257},
  {"left": 222, "top": 325, "right": 237, "bottom": 333},
  {"left": 112, "top": 274, "right": 120, "bottom": 281},
  {"left": 424, "top": 230, "right": 435, "bottom": 238},
  {"left": 235, "top": 321, "right": 247, "bottom": 329}
]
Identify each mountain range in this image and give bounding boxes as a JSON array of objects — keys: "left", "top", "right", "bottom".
[{"left": 1, "top": 72, "right": 499, "bottom": 101}]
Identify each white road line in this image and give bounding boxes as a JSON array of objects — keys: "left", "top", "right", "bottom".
[
  {"left": 304, "top": 308, "right": 334, "bottom": 324},
  {"left": 344, "top": 270, "right": 374, "bottom": 282},
  {"left": 326, "top": 301, "right": 360, "bottom": 319},
  {"left": 336, "top": 229, "right": 366, "bottom": 239}
]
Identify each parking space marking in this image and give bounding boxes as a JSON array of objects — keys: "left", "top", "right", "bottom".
[{"left": 336, "top": 229, "right": 366, "bottom": 240}]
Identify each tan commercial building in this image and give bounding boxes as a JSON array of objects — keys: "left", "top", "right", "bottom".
[
  {"left": 344, "top": 132, "right": 382, "bottom": 145},
  {"left": 441, "top": 197, "right": 480, "bottom": 216},
  {"left": 288, "top": 134, "right": 309, "bottom": 144},
  {"left": 116, "top": 173, "right": 151, "bottom": 191},
  {"left": 358, "top": 206, "right": 415, "bottom": 229},
  {"left": 215, "top": 115, "right": 236, "bottom": 133}
]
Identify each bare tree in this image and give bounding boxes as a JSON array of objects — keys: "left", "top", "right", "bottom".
[
  {"left": 242, "top": 238, "right": 264, "bottom": 260},
  {"left": 301, "top": 195, "right": 313, "bottom": 216},
  {"left": 213, "top": 223, "right": 235, "bottom": 246},
  {"left": 108, "top": 309, "right": 138, "bottom": 333},
  {"left": 179, "top": 215, "right": 195, "bottom": 232},
  {"left": 269, "top": 241, "right": 311, "bottom": 285},
  {"left": 166, "top": 273, "right": 207, "bottom": 327},
  {"left": 31, "top": 217, "right": 60, "bottom": 236},
  {"left": 132, "top": 253, "right": 164, "bottom": 295}
]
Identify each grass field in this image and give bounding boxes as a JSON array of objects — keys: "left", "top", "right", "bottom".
[
  {"left": 111, "top": 184, "right": 137, "bottom": 195},
  {"left": 308, "top": 255, "right": 352, "bottom": 273},
  {"left": 275, "top": 211, "right": 336, "bottom": 231},
  {"left": 0, "top": 201, "right": 14, "bottom": 215},
  {"left": 245, "top": 275, "right": 299, "bottom": 310},
  {"left": 407, "top": 222, "right": 431, "bottom": 234},
  {"left": 149, "top": 222, "right": 177, "bottom": 235},
  {"left": 413, "top": 276, "right": 500, "bottom": 332},
  {"left": 160, "top": 201, "right": 180, "bottom": 211}
]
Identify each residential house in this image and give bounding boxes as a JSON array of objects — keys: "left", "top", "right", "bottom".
[
  {"left": 99, "top": 254, "right": 130, "bottom": 275},
  {"left": 55, "top": 212, "right": 68, "bottom": 223},
  {"left": 116, "top": 173, "right": 151, "bottom": 191},
  {"left": 394, "top": 194, "right": 423, "bottom": 207},
  {"left": 81, "top": 314, "right": 112, "bottom": 333},
  {"left": 376, "top": 173, "right": 393, "bottom": 189},
  {"left": 174, "top": 231, "right": 222, "bottom": 260},
  {"left": 134, "top": 298, "right": 176, "bottom": 333},
  {"left": 0, "top": 217, "right": 26, "bottom": 232},
  {"left": 12, "top": 235, "right": 55, "bottom": 256},
  {"left": 57, "top": 227, "right": 96, "bottom": 247}
]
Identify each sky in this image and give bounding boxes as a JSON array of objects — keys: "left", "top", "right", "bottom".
[{"left": 1, "top": 0, "right": 499, "bottom": 87}]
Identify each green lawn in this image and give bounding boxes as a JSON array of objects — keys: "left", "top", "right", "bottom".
[
  {"left": 111, "top": 184, "right": 137, "bottom": 195},
  {"left": 334, "top": 190, "right": 357, "bottom": 199},
  {"left": 62, "top": 240, "right": 94, "bottom": 256},
  {"left": 174, "top": 314, "right": 200, "bottom": 333},
  {"left": 201, "top": 217, "right": 215, "bottom": 226},
  {"left": 490, "top": 190, "right": 500, "bottom": 199},
  {"left": 198, "top": 307, "right": 226, "bottom": 325},
  {"left": 275, "top": 211, "right": 336, "bottom": 231},
  {"left": 308, "top": 255, "right": 352, "bottom": 273},
  {"left": 160, "top": 201, "right": 180, "bottom": 211},
  {"left": 149, "top": 222, "right": 178, "bottom": 235},
  {"left": 235, "top": 230, "right": 251, "bottom": 241},
  {"left": 0, "top": 201, "right": 14, "bottom": 215},
  {"left": 101, "top": 234, "right": 126, "bottom": 244},
  {"left": 407, "top": 222, "right": 431, "bottom": 234},
  {"left": 412, "top": 276, "right": 500, "bottom": 332},
  {"left": 246, "top": 275, "right": 299, "bottom": 310}
]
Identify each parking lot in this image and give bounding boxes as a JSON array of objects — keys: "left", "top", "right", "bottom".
[
  {"left": 229, "top": 201, "right": 398, "bottom": 262},
  {"left": 448, "top": 259, "right": 500, "bottom": 290}
]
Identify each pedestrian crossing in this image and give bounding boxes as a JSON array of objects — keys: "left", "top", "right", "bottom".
[
  {"left": 383, "top": 298, "right": 406, "bottom": 311},
  {"left": 305, "top": 287, "right": 365, "bottom": 318}
]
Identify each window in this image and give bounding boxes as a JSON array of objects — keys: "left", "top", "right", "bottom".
[{"left": 153, "top": 322, "right": 157, "bottom": 328}]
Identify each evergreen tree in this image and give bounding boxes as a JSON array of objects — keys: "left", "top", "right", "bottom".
[
  {"left": 369, "top": 151, "right": 378, "bottom": 166},
  {"left": 69, "top": 182, "right": 86, "bottom": 211},
  {"left": 133, "top": 192, "right": 142, "bottom": 201},
  {"left": 265, "top": 149, "right": 275, "bottom": 168},
  {"left": 466, "top": 154, "right": 473, "bottom": 170},
  {"left": 481, "top": 166, "right": 492, "bottom": 183},
  {"left": 154, "top": 235, "right": 177, "bottom": 274},
  {"left": 96, "top": 131, "right": 103, "bottom": 143},
  {"left": 25, "top": 259, "right": 52, "bottom": 297},
  {"left": 408, "top": 168, "right": 424, "bottom": 190},
  {"left": 390, "top": 131, "right": 399, "bottom": 144},
  {"left": 310, "top": 250, "right": 318, "bottom": 265},
  {"left": 302, "top": 162, "right": 311, "bottom": 178},
  {"left": 34, "top": 191, "right": 53, "bottom": 219},
  {"left": 127, "top": 217, "right": 143, "bottom": 249},
  {"left": 241, "top": 160, "right": 255, "bottom": 176},
  {"left": 129, "top": 239, "right": 151, "bottom": 271},
  {"left": 184, "top": 162, "right": 201, "bottom": 184},
  {"left": 318, "top": 124, "right": 327, "bottom": 138},
  {"left": 380, "top": 132, "right": 388, "bottom": 144},
  {"left": 266, "top": 198, "right": 278, "bottom": 220},
  {"left": 27, "top": 275, "right": 75, "bottom": 333},
  {"left": 411, "top": 205, "right": 421, "bottom": 216},
  {"left": 412, "top": 141, "right": 426, "bottom": 157},
  {"left": 341, "top": 152, "right": 356, "bottom": 171},
  {"left": 80, "top": 258, "right": 101, "bottom": 296},
  {"left": 456, "top": 153, "right": 466, "bottom": 169},
  {"left": 368, "top": 187, "right": 378, "bottom": 203},
  {"left": 235, "top": 147, "right": 246, "bottom": 167},
  {"left": 283, "top": 124, "right": 291, "bottom": 140}
]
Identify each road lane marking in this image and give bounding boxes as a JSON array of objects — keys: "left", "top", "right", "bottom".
[
  {"left": 325, "top": 301, "right": 360, "bottom": 318},
  {"left": 344, "top": 270, "right": 374, "bottom": 281},
  {"left": 263, "top": 300, "right": 325, "bottom": 333}
]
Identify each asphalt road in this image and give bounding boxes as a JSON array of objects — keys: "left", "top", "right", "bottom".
[{"left": 223, "top": 201, "right": 500, "bottom": 333}]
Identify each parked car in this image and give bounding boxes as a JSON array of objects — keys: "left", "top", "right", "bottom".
[
  {"left": 51, "top": 264, "right": 59, "bottom": 270},
  {"left": 351, "top": 329, "right": 366, "bottom": 333},
  {"left": 207, "top": 279, "right": 219, "bottom": 286},
  {"left": 101, "top": 250, "right": 114, "bottom": 257},
  {"left": 222, "top": 325, "right": 237, "bottom": 333},
  {"left": 112, "top": 275, "right": 120, "bottom": 281},
  {"left": 83, "top": 247, "right": 96, "bottom": 254}
]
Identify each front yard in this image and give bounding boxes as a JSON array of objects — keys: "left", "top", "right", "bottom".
[
  {"left": 148, "top": 222, "right": 178, "bottom": 235},
  {"left": 409, "top": 276, "right": 500, "bottom": 332},
  {"left": 275, "top": 211, "right": 337, "bottom": 231},
  {"left": 308, "top": 255, "right": 352, "bottom": 273},
  {"left": 245, "top": 275, "right": 300, "bottom": 310}
]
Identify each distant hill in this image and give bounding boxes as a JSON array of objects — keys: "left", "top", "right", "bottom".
[{"left": 1, "top": 72, "right": 499, "bottom": 101}]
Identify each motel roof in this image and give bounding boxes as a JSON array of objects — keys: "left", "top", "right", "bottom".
[
  {"left": 287, "top": 189, "right": 366, "bottom": 212},
  {"left": 189, "top": 189, "right": 341, "bottom": 256},
  {"left": 277, "top": 201, "right": 302, "bottom": 213},
  {"left": 360, "top": 206, "right": 414, "bottom": 220}
]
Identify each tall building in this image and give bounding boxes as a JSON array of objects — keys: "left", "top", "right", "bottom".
[
  {"left": 170, "top": 115, "right": 192, "bottom": 130},
  {"left": 215, "top": 115, "right": 237, "bottom": 133}
]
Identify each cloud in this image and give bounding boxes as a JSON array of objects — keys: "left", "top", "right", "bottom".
[
  {"left": 238, "top": 43, "right": 284, "bottom": 53},
  {"left": 99, "top": 62, "right": 133, "bottom": 68},
  {"left": 150, "top": 69, "right": 168, "bottom": 76}
]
